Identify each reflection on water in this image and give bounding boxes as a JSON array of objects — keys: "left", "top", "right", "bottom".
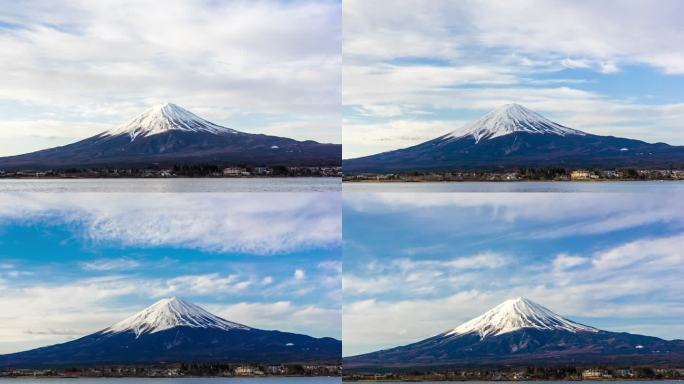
[
  {"left": 344, "top": 180, "right": 684, "bottom": 193},
  {"left": 0, "top": 178, "right": 340, "bottom": 192}
]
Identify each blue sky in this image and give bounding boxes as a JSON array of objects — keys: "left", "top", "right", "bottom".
[
  {"left": 343, "top": 193, "right": 684, "bottom": 356},
  {"left": 343, "top": 0, "right": 684, "bottom": 158},
  {"left": 0, "top": 0, "right": 341, "bottom": 156},
  {"left": 0, "top": 193, "right": 341, "bottom": 354}
]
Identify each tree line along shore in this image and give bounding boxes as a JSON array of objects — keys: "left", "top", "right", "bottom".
[
  {"left": 0, "top": 165, "right": 342, "bottom": 178},
  {"left": 344, "top": 168, "right": 684, "bottom": 182},
  {"left": 1, "top": 362, "right": 341, "bottom": 378},
  {"left": 343, "top": 366, "right": 684, "bottom": 381}
]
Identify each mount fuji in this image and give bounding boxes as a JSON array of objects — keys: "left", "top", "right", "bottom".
[
  {"left": 343, "top": 104, "right": 684, "bottom": 173},
  {"left": 344, "top": 297, "right": 684, "bottom": 370},
  {"left": 0, "top": 297, "right": 341, "bottom": 368},
  {"left": 0, "top": 103, "right": 340, "bottom": 170}
]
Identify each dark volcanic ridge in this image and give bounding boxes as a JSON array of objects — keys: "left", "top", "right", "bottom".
[
  {"left": 0, "top": 103, "right": 341, "bottom": 170},
  {"left": 343, "top": 104, "right": 684, "bottom": 173}
]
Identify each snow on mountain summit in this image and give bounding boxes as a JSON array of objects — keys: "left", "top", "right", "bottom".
[
  {"left": 445, "top": 297, "right": 598, "bottom": 339},
  {"left": 103, "top": 102, "right": 238, "bottom": 141},
  {"left": 446, "top": 104, "right": 586, "bottom": 143},
  {"left": 103, "top": 297, "right": 250, "bottom": 337}
]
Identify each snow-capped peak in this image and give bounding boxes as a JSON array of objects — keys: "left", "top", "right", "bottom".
[
  {"left": 445, "top": 297, "right": 598, "bottom": 339},
  {"left": 103, "top": 297, "right": 250, "bottom": 337},
  {"left": 446, "top": 104, "right": 586, "bottom": 143},
  {"left": 103, "top": 102, "right": 237, "bottom": 141}
]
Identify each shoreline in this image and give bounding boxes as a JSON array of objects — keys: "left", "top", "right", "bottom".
[
  {"left": 0, "top": 375, "right": 341, "bottom": 379},
  {"left": 342, "top": 179, "right": 681, "bottom": 183},
  {"left": 341, "top": 380, "right": 683, "bottom": 382},
  {"left": 0, "top": 176, "right": 340, "bottom": 180}
]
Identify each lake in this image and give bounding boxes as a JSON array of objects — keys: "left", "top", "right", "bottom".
[
  {"left": 0, "top": 178, "right": 340, "bottom": 193},
  {"left": 344, "top": 180, "right": 684, "bottom": 193},
  {"left": 3, "top": 179, "right": 680, "bottom": 193},
  {"left": 0, "top": 378, "right": 340, "bottom": 383}
]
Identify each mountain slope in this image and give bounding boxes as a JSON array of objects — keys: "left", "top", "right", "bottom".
[
  {"left": 446, "top": 297, "right": 598, "bottom": 338},
  {"left": 103, "top": 297, "right": 250, "bottom": 337},
  {"left": 0, "top": 103, "right": 340, "bottom": 170},
  {"left": 448, "top": 104, "right": 586, "bottom": 143},
  {"left": 102, "top": 102, "right": 238, "bottom": 140},
  {"left": 343, "top": 104, "right": 684, "bottom": 173},
  {"left": 344, "top": 297, "right": 684, "bottom": 369},
  {"left": 0, "top": 297, "right": 341, "bottom": 368}
]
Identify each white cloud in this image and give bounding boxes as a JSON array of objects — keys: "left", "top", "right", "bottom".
[
  {"left": 210, "top": 301, "right": 340, "bottom": 339},
  {"left": 389, "top": 252, "right": 506, "bottom": 272},
  {"left": 560, "top": 58, "right": 592, "bottom": 70},
  {"left": 591, "top": 233, "right": 684, "bottom": 271},
  {"left": 0, "top": 193, "right": 341, "bottom": 254},
  {"left": 346, "top": 0, "right": 684, "bottom": 73},
  {"left": 0, "top": 119, "right": 112, "bottom": 157},
  {"left": 343, "top": 290, "right": 493, "bottom": 356},
  {"left": 552, "top": 253, "right": 589, "bottom": 271},
  {"left": 343, "top": 119, "right": 466, "bottom": 158},
  {"left": 0, "top": 276, "right": 140, "bottom": 352},
  {"left": 318, "top": 260, "right": 342, "bottom": 274},
  {"left": 345, "top": 193, "right": 684, "bottom": 238},
  {"left": 80, "top": 257, "right": 140, "bottom": 271},
  {"left": 599, "top": 61, "right": 620, "bottom": 74},
  {"left": 151, "top": 274, "right": 252, "bottom": 297},
  {"left": 294, "top": 269, "right": 306, "bottom": 280},
  {"left": 344, "top": 252, "right": 507, "bottom": 297},
  {"left": 343, "top": 275, "right": 396, "bottom": 295}
]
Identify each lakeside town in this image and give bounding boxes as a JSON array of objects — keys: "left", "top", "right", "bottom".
[
  {"left": 343, "top": 168, "right": 684, "bottom": 182},
  {"left": 343, "top": 366, "right": 684, "bottom": 381},
  {"left": 0, "top": 165, "right": 342, "bottom": 178},
  {"left": 1, "top": 363, "right": 341, "bottom": 378}
]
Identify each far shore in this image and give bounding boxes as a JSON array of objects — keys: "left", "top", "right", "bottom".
[
  {"left": 342, "top": 178, "right": 681, "bottom": 183},
  {"left": 343, "top": 168, "right": 684, "bottom": 183}
]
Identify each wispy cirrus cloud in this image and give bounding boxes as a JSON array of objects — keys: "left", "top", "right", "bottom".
[
  {"left": 0, "top": 193, "right": 341, "bottom": 254},
  {"left": 344, "top": 252, "right": 507, "bottom": 297},
  {"left": 151, "top": 274, "right": 253, "bottom": 297},
  {"left": 344, "top": 193, "right": 684, "bottom": 238},
  {"left": 211, "top": 301, "right": 341, "bottom": 339},
  {"left": 80, "top": 257, "right": 140, "bottom": 271}
]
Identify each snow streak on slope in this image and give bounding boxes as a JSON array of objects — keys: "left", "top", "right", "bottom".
[
  {"left": 103, "top": 297, "right": 250, "bottom": 337},
  {"left": 446, "top": 104, "right": 586, "bottom": 143},
  {"left": 103, "top": 103, "right": 238, "bottom": 141},
  {"left": 445, "top": 297, "right": 598, "bottom": 339}
]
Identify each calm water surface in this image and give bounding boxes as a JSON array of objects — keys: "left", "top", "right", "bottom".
[
  {"left": 344, "top": 181, "right": 684, "bottom": 193},
  {"left": 0, "top": 178, "right": 340, "bottom": 193},
  {"left": 374, "top": 382, "right": 680, "bottom": 384},
  {"left": 0, "top": 378, "right": 339, "bottom": 383}
]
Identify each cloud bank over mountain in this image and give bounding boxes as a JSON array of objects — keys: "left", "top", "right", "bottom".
[
  {"left": 343, "top": 0, "right": 684, "bottom": 158},
  {"left": 0, "top": 0, "right": 341, "bottom": 156}
]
